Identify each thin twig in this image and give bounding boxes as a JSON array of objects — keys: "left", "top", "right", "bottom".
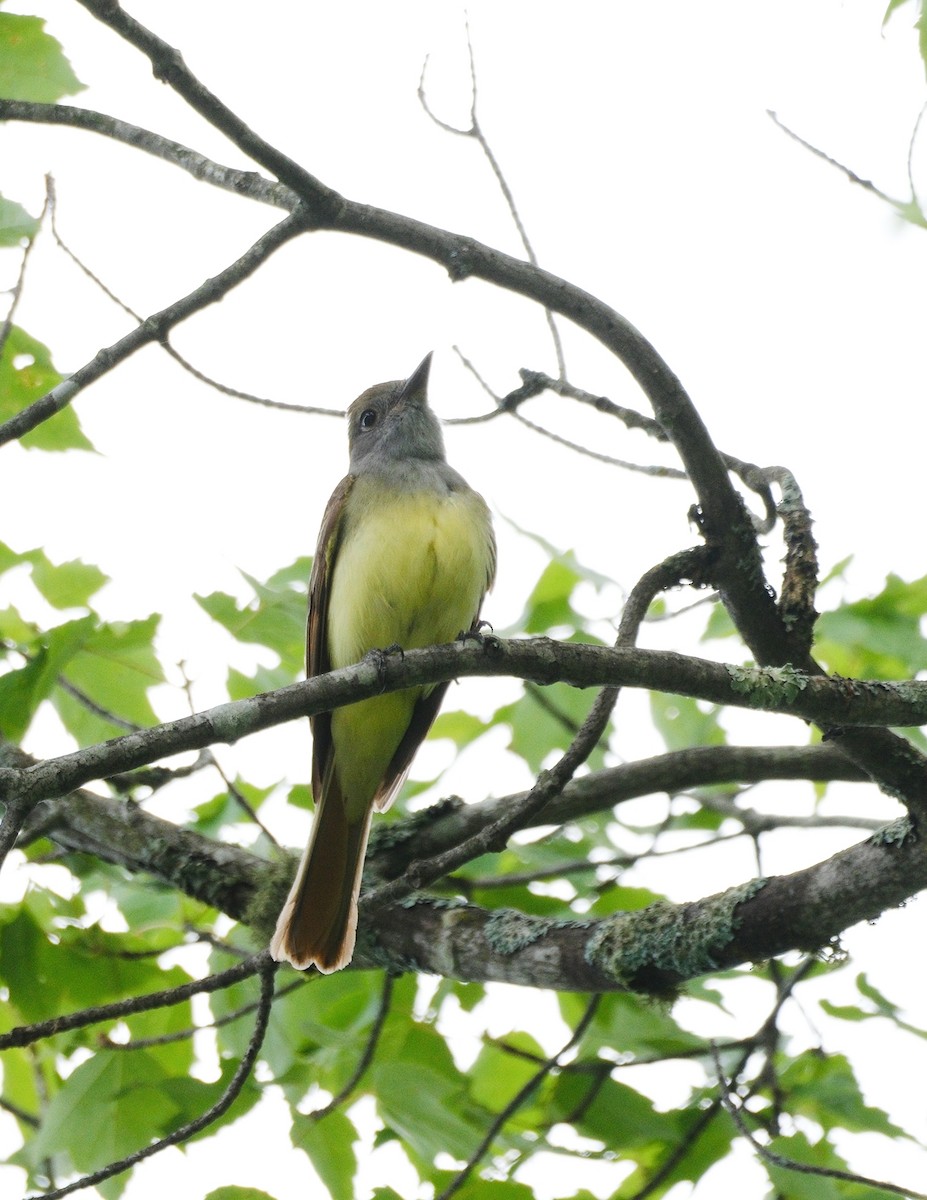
[
  {"left": 0, "top": 211, "right": 308, "bottom": 447},
  {"left": 436, "top": 995, "right": 601, "bottom": 1200},
  {"left": 769, "top": 109, "right": 927, "bottom": 228},
  {"left": 0, "top": 1094, "right": 40, "bottom": 1129},
  {"left": 104, "top": 973, "right": 306, "bottom": 1051},
  {"left": 906, "top": 101, "right": 927, "bottom": 212},
  {"left": 419, "top": 20, "right": 566, "bottom": 376},
  {"left": 711, "top": 1040, "right": 927, "bottom": 1199},
  {"left": 31, "top": 957, "right": 278, "bottom": 1199},
  {"left": 306, "top": 973, "right": 395, "bottom": 1120},
  {"left": 48, "top": 198, "right": 341, "bottom": 418},
  {"left": 0, "top": 183, "right": 48, "bottom": 360},
  {"left": 0, "top": 952, "right": 268, "bottom": 1051}
]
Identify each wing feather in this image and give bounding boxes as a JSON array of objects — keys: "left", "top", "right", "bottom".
[{"left": 307, "top": 474, "right": 354, "bottom": 799}]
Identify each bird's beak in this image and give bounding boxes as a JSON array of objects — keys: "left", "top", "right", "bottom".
[{"left": 398, "top": 352, "right": 433, "bottom": 409}]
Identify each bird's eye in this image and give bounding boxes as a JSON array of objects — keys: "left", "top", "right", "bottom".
[{"left": 359, "top": 409, "right": 378, "bottom": 431}]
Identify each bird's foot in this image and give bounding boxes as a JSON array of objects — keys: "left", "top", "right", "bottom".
[
  {"left": 365, "top": 643, "right": 405, "bottom": 691},
  {"left": 457, "top": 620, "right": 499, "bottom": 649}
]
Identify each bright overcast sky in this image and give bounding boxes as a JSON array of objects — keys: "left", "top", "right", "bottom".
[{"left": 3, "top": 2, "right": 927, "bottom": 1196}]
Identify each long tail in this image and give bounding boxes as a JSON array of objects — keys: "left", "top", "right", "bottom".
[{"left": 270, "top": 775, "right": 372, "bottom": 973}]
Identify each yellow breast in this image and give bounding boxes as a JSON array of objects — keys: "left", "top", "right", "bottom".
[{"left": 327, "top": 480, "right": 492, "bottom": 669}]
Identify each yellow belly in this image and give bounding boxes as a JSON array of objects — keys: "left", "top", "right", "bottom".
[
  {"left": 328, "top": 482, "right": 489, "bottom": 665},
  {"left": 326, "top": 480, "right": 492, "bottom": 808}
]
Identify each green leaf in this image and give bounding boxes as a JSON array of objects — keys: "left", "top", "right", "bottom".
[
  {"left": 469, "top": 1031, "right": 546, "bottom": 1118},
  {"left": 521, "top": 556, "right": 585, "bottom": 633},
  {"left": 205, "top": 1190, "right": 279, "bottom": 1200},
  {"left": 614, "top": 1106, "right": 734, "bottom": 1197},
  {"left": 552, "top": 1072, "right": 677, "bottom": 1151},
  {"left": 227, "top": 662, "right": 297, "bottom": 700},
  {"left": 496, "top": 528, "right": 612, "bottom": 639},
  {"left": 430, "top": 707, "right": 490, "bottom": 750},
  {"left": 649, "top": 692, "right": 725, "bottom": 752},
  {"left": 0, "top": 541, "right": 107, "bottom": 611},
  {"left": 434, "top": 1182, "right": 536, "bottom": 1200},
  {"left": 24, "top": 1051, "right": 178, "bottom": 1174},
  {"left": 494, "top": 677, "right": 609, "bottom": 773},
  {"left": 701, "top": 601, "right": 737, "bottom": 641},
  {"left": 762, "top": 1131, "right": 868, "bottom": 1199},
  {"left": 373, "top": 1060, "right": 484, "bottom": 1165},
  {"left": 196, "top": 560, "right": 308, "bottom": 675},
  {"left": 161, "top": 1056, "right": 260, "bottom": 1142},
  {"left": 0, "top": 12, "right": 85, "bottom": 101},
  {"left": 0, "top": 614, "right": 96, "bottom": 740},
  {"left": 0, "top": 1043, "right": 41, "bottom": 1132},
  {"left": 52, "top": 614, "right": 164, "bottom": 742},
  {"left": 213, "top": 956, "right": 392, "bottom": 1084},
  {"left": 0, "top": 194, "right": 39, "bottom": 245},
  {"left": 192, "top": 778, "right": 275, "bottom": 838},
  {"left": 0, "top": 325, "right": 94, "bottom": 451},
  {"left": 777, "top": 1052, "right": 908, "bottom": 1138},
  {"left": 816, "top": 573, "right": 927, "bottom": 680},
  {"left": 0, "top": 602, "right": 36, "bottom": 645},
  {"left": 883, "top": 0, "right": 927, "bottom": 78},
  {"left": 852, "top": 970, "right": 927, "bottom": 1037},
  {"left": 586, "top": 884, "right": 666, "bottom": 918},
  {"left": 0, "top": 906, "right": 197, "bottom": 1034},
  {"left": 285, "top": 781, "right": 313, "bottom": 811},
  {"left": 291, "top": 1110, "right": 358, "bottom": 1200},
  {"left": 562, "top": 992, "right": 705, "bottom": 1060},
  {"left": 30, "top": 554, "right": 108, "bottom": 609}
]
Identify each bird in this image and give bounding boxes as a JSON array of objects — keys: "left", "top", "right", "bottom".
[{"left": 270, "top": 353, "right": 496, "bottom": 972}]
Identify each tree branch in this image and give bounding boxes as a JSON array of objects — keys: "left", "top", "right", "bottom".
[
  {"left": 366, "top": 824, "right": 927, "bottom": 992},
  {"left": 0, "top": 210, "right": 307, "bottom": 446},
  {"left": 28, "top": 957, "right": 277, "bottom": 1200},
  {"left": 0, "top": 99, "right": 287, "bottom": 208},
  {"left": 73, "top": 0, "right": 342, "bottom": 219},
  {"left": 5, "top": 737, "right": 868, "bottom": 924},
  {"left": 2, "top": 736, "right": 919, "bottom": 994},
  {"left": 3, "top": 638, "right": 925, "bottom": 836}
]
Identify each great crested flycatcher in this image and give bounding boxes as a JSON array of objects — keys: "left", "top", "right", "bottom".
[{"left": 271, "top": 354, "right": 496, "bottom": 973}]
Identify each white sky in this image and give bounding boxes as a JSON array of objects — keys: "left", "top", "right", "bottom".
[{"left": 3, "top": 1, "right": 927, "bottom": 1197}]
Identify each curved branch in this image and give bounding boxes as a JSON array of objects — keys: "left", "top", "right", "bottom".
[
  {"left": 2, "top": 638, "right": 925, "bottom": 826},
  {"left": 369, "top": 742, "right": 870, "bottom": 878},
  {"left": 0, "top": 99, "right": 286, "bottom": 207},
  {"left": 0, "top": 211, "right": 307, "bottom": 447}
]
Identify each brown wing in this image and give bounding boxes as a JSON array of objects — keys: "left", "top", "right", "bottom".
[
  {"left": 371, "top": 681, "right": 451, "bottom": 810},
  {"left": 307, "top": 474, "right": 354, "bottom": 800}
]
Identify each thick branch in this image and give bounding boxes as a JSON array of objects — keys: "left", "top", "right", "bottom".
[
  {"left": 5, "top": 737, "right": 921, "bottom": 994},
  {"left": 6, "top": 739, "right": 865, "bottom": 921},
  {"left": 364, "top": 824, "right": 927, "bottom": 991},
  {"left": 2, "top": 641, "right": 925, "bottom": 824},
  {"left": 3, "top": 642, "right": 925, "bottom": 805}
]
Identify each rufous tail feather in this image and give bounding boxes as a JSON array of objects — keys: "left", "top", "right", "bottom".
[{"left": 270, "top": 776, "right": 372, "bottom": 973}]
